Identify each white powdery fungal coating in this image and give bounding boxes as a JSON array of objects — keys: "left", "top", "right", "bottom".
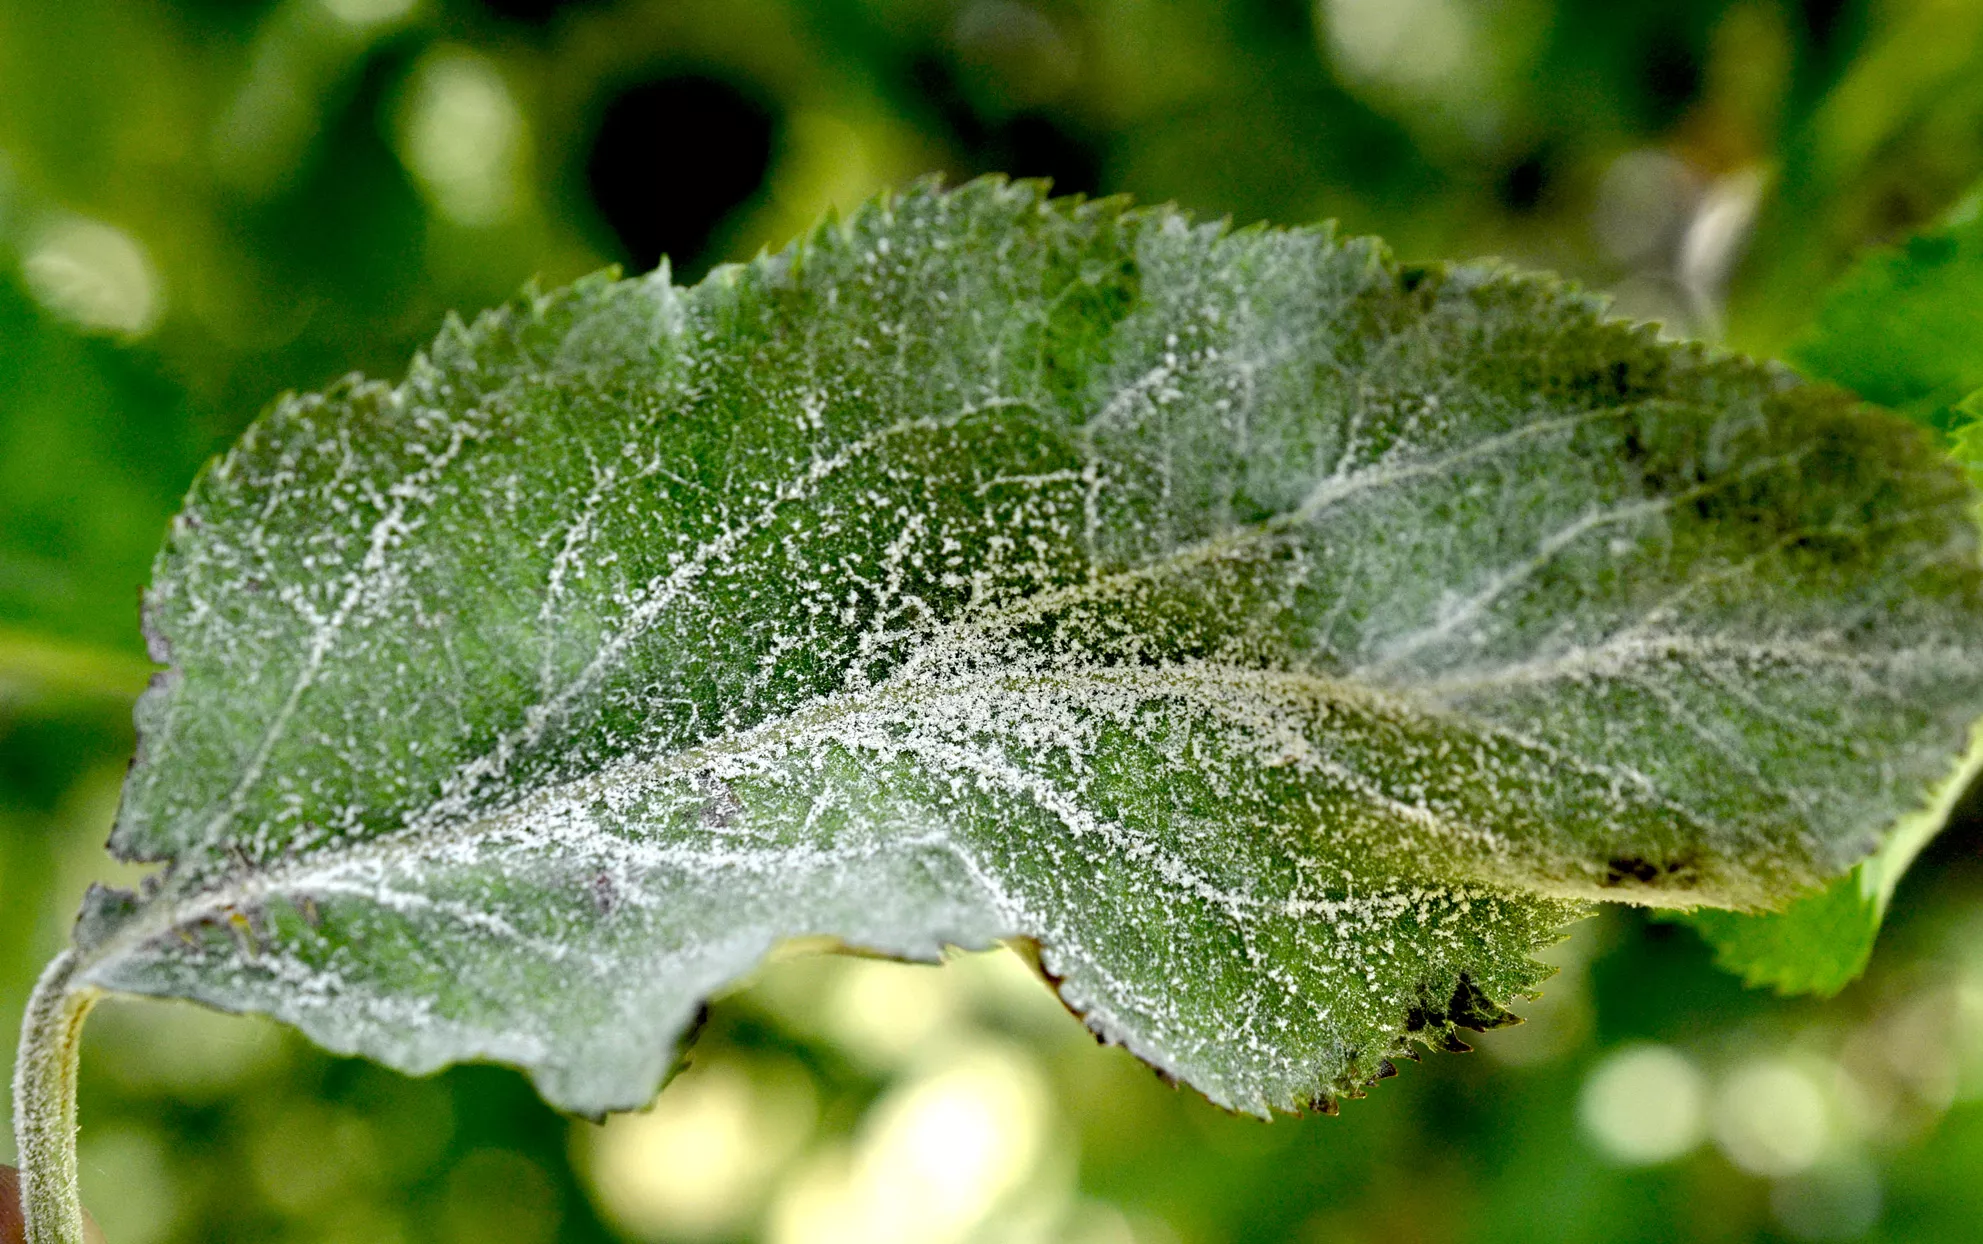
[{"left": 65, "top": 179, "right": 1983, "bottom": 1118}]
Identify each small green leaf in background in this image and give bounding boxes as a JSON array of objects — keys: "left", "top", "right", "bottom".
[
  {"left": 1686, "top": 188, "right": 1983, "bottom": 996},
  {"left": 57, "top": 181, "right": 1983, "bottom": 1121},
  {"left": 1792, "top": 190, "right": 1983, "bottom": 438}
]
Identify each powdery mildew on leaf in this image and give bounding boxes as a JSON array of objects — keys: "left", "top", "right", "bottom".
[{"left": 65, "top": 180, "right": 1983, "bottom": 1117}]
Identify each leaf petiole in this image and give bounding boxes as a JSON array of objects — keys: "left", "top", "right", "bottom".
[{"left": 10, "top": 951, "right": 100, "bottom": 1244}]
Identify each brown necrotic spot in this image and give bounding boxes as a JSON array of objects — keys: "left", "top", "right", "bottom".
[
  {"left": 1447, "top": 972, "right": 1521, "bottom": 1033},
  {"left": 1602, "top": 854, "right": 1699, "bottom": 889},
  {"left": 590, "top": 872, "right": 620, "bottom": 916},
  {"left": 1432, "top": 1030, "right": 1474, "bottom": 1054}
]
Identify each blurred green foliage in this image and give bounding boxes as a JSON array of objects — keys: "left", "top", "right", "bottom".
[
  {"left": 8, "top": 1, "right": 1983, "bottom": 1242},
  {"left": 1794, "top": 191, "right": 1983, "bottom": 437}
]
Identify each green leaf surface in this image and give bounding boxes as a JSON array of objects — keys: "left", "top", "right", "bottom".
[
  {"left": 64, "top": 181, "right": 1983, "bottom": 1116},
  {"left": 1689, "top": 198, "right": 1983, "bottom": 996}
]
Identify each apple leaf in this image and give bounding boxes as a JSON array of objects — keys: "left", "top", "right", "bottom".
[{"left": 59, "top": 180, "right": 1983, "bottom": 1116}]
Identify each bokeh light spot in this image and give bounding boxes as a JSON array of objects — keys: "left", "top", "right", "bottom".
[
  {"left": 1712, "top": 1057, "right": 1832, "bottom": 1177},
  {"left": 397, "top": 48, "right": 526, "bottom": 227},
  {"left": 21, "top": 217, "right": 162, "bottom": 337},
  {"left": 1321, "top": 0, "right": 1472, "bottom": 93},
  {"left": 1578, "top": 1043, "right": 1707, "bottom": 1164},
  {"left": 586, "top": 1055, "right": 817, "bottom": 1240},
  {"left": 823, "top": 957, "right": 961, "bottom": 1069},
  {"left": 768, "top": 1041, "right": 1054, "bottom": 1244}
]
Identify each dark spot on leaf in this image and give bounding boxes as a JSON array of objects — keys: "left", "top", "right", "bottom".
[
  {"left": 1620, "top": 428, "right": 1649, "bottom": 470},
  {"left": 1396, "top": 974, "right": 1517, "bottom": 1057},
  {"left": 677, "top": 1003, "right": 711, "bottom": 1055},
  {"left": 590, "top": 873, "right": 620, "bottom": 916},
  {"left": 1603, "top": 854, "right": 1699, "bottom": 888},
  {"left": 696, "top": 771, "right": 743, "bottom": 830},
  {"left": 1605, "top": 856, "right": 1662, "bottom": 885},
  {"left": 1447, "top": 972, "right": 1521, "bottom": 1032}
]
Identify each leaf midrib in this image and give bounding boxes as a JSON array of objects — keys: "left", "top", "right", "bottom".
[
  {"left": 92, "top": 644, "right": 1695, "bottom": 988},
  {"left": 104, "top": 367, "right": 1883, "bottom": 976}
]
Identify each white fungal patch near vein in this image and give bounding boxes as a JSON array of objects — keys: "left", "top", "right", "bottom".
[
  {"left": 197, "top": 414, "right": 478, "bottom": 849},
  {"left": 1355, "top": 448, "right": 1813, "bottom": 678},
  {"left": 1413, "top": 630, "right": 1928, "bottom": 701},
  {"left": 414, "top": 400, "right": 1032, "bottom": 831}
]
